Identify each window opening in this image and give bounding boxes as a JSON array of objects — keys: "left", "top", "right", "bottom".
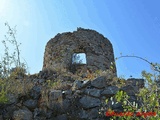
[{"left": 72, "top": 53, "right": 87, "bottom": 64}]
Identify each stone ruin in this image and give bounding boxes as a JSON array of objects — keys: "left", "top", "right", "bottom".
[
  {"left": 0, "top": 28, "right": 146, "bottom": 120},
  {"left": 42, "top": 27, "right": 117, "bottom": 76}
]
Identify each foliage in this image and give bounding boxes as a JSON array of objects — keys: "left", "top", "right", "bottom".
[
  {"left": 104, "top": 54, "right": 160, "bottom": 119},
  {"left": 0, "top": 79, "right": 9, "bottom": 103},
  {"left": 0, "top": 22, "right": 28, "bottom": 103},
  {"left": 106, "top": 72, "right": 160, "bottom": 119}
]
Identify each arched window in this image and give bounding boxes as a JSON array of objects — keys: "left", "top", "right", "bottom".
[{"left": 72, "top": 53, "right": 87, "bottom": 64}]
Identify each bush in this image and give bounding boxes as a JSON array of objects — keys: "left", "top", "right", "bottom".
[
  {"left": 105, "top": 55, "right": 160, "bottom": 119},
  {"left": 0, "top": 22, "right": 28, "bottom": 103}
]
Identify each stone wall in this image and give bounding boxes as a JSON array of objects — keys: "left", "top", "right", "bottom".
[
  {"left": 42, "top": 28, "right": 117, "bottom": 76},
  {"left": 0, "top": 71, "right": 145, "bottom": 120}
]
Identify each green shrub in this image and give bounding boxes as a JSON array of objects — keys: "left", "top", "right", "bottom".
[{"left": 105, "top": 54, "right": 160, "bottom": 120}]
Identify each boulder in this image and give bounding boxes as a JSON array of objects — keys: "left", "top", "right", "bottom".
[
  {"left": 48, "top": 90, "right": 63, "bottom": 111},
  {"left": 78, "top": 110, "right": 88, "bottom": 119},
  {"left": 6, "top": 93, "right": 18, "bottom": 104},
  {"left": 78, "top": 108, "right": 99, "bottom": 119},
  {"left": 13, "top": 109, "right": 33, "bottom": 120},
  {"left": 101, "top": 86, "right": 119, "bottom": 96},
  {"left": 23, "top": 99, "right": 38, "bottom": 110},
  {"left": 33, "top": 108, "right": 46, "bottom": 119},
  {"left": 55, "top": 114, "right": 68, "bottom": 120},
  {"left": 120, "top": 85, "right": 138, "bottom": 96},
  {"left": 79, "top": 96, "right": 101, "bottom": 109},
  {"left": 1, "top": 105, "right": 18, "bottom": 120},
  {"left": 30, "top": 86, "right": 42, "bottom": 100},
  {"left": 49, "top": 90, "right": 62, "bottom": 101},
  {"left": 33, "top": 78, "right": 45, "bottom": 85},
  {"left": 72, "top": 80, "right": 90, "bottom": 90},
  {"left": 91, "top": 76, "right": 107, "bottom": 89},
  {"left": 84, "top": 88, "right": 101, "bottom": 97},
  {"left": 88, "top": 108, "right": 99, "bottom": 119},
  {"left": 126, "top": 78, "right": 144, "bottom": 88},
  {"left": 62, "top": 99, "right": 71, "bottom": 112}
]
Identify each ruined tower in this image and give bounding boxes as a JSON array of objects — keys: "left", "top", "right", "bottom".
[{"left": 43, "top": 28, "right": 117, "bottom": 76}]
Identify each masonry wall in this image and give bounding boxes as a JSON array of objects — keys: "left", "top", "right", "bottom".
[
  {"left": 42, "top": 28, "right": 117, "bottom": 76},
  {"left": 0, "top": 74, "right": 145, "bottom": 120}
]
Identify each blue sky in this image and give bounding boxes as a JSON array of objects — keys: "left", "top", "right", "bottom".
[{"left": 0, "top": 0, "right": 160, "bottom": 78}]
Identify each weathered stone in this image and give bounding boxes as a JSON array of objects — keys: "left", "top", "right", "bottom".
[
  {"left": 48, "top": 102, "right": 63, "bottom": 113},
  {"left": 62, "top": 90, "right": 72, "bottom": 96},
  {"left": 101, "top": 86, "right": 119, "bottom": 96},
  {"left": 13, "top": 109, "right": 33, "bottom": 120},
  {"left": 33, "top": 78, "right": 45, "bottom": 85},
  {"left": 73, "top": 90, "right": 83, "bottom": 96},
  {"left": 0, "top": 115, "right": 2, "bottom": 120},
  {"left": 62, "top": 99, "right": 71, "bottom": 112},
  {"left": 72, "top": 80, "right": 90, "bottom": 90},
  {"left": 6, "top": 93, "right": 18, "bottom": 104},
  {"left": 84, "top": 88, "right": 101, "bottom": 97},
  {"left": 91, "top": 76, "right": 107, "bottom": 88},
  {"left": 55, "top": 114, "right": 68, "bottom": 120},
  {"left": 79, "top": 96, "right": 101, "bottom": 109},
  {"left": 120, "top": 85, "right": 138, "bottom": 96},
  {"left": 48, "top": 90, "right": 63, "bottom": 111},
  {"left": 49, "top": 90, "right": 62, "bottom": 101},
  {"left": 38, "top": 69, "right": 57, "bottom": 80},
  {"left": 42, "top": 28, "right": 117, "bottom": 76},
  {"left": 46, "top": 110, "right": 53, "bottom": 119},
  {"left": 30, "top": 86, "right": 42, "bottom": 100},
  {"left": 126, "top": 78, "right": 144, "bottom": 88},
  {"left": 62, "top": 90, "right": 72, "bottom": 99},
  {"left": 1, "top": 105, "right": 18, "bottom": 120},
  {"left": 78, "top": 108, "right": 99, "bottom": 119},
  {"left": 23, "top": 99, "right": 38, "bottom": 110},
  {"left": 38, "top": 70, "right": 48, "bottom": 79},
  {"left": 88, "top": 108, "right": 99, "bottom": 119},
  {"left": 111, "top": 102, "right": 123, "bottom": 112},
  {"left": 33, "top": 108, "right": 40, "bottom": 118},
  {"left": 33, "top": 108, "right": 47, "bottom": 119},
  {"left": 78, "top": 110, "right": 88, "bottom": 119},
  {"left": 72, "top": 80, "right": 83, "bottom": 91},
  {"left": 34, "top": 116, "right": 46, "bottom": 120}
]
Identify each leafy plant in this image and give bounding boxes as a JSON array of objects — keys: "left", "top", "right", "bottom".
[{"left": 106, "top": 55, "right": 160, "bottom": 119}]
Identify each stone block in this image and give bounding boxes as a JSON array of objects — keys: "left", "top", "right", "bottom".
[
  {"left": 13, "top": 109, "right": 33, "bottom": 120},
  {"left": 79, "top": 96, "right": 101, "bottom": 109},
  {"left": 91, "top": 76, "right": 107, "bottom": 88},
  {"left": 49, "top": 90, "right": 62, "bottom": 101},
  {"left": 101, "top": 86, "right": 119, "bottom": 96}
]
